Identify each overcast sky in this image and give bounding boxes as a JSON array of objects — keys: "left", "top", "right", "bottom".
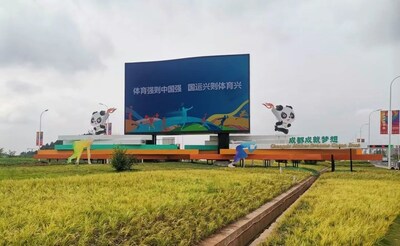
[{"left": 1, "top": 0, "right": 399, "bottom": 153}]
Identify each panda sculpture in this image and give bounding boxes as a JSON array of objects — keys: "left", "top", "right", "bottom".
[
  {"left": 90, "top": 108, "right": 116, "bottom": 135},
  {"left": 263, "top": 102, "right": 295, "bottom": 134}
]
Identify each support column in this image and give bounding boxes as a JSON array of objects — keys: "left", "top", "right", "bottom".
[{"left": 217, "top": 133, "right": 230, "bottom": 154}]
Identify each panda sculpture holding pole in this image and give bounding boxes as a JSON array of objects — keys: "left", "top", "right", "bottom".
[
  {"left": 91, "top": 108, "right": 117, "bottom": 135},
  {"left": 263, "top": 102, "right": 295, "bottom": 134}
]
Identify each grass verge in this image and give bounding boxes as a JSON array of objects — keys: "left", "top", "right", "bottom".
[
  {"left": 0, "top": 157, "right": 39, "bottom": 165},
  {"left": 263, "top": 166, "right": 400, "bottom": 245},
  {"left": 376, "top": 215, "right": 400, "bottom": 245}
]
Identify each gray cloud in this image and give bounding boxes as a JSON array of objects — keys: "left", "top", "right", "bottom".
[
  {"left": 0, "top": 1, "right": 112, "bottom": 73},
  {"left": 271, "top": 0, "right": 400, "bottom": 48},
  {"left": 6, "top": 80, "right": 43, "bottom": 94}
]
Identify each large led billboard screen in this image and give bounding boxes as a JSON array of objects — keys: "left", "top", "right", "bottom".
[{"left": 125, "top": 54, "right": 250, "bottom": 135}]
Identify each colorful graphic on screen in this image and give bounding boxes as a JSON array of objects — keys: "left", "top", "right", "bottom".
[{"left": 125, "top": 54, "right": 250, "bottom": 135}]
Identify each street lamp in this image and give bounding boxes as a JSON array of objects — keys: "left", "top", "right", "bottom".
[
  {"left": 388, "top": 75, "right": 400, "bottom": 169},
  {"left": 39, "top": 109, "right": 49, "bottom": 149},
  {"left": 368, "top": 109, "right": 381, "bottom": 154},
  {"left": 99, "top": 103, "right": 109, "bottom": 135}
]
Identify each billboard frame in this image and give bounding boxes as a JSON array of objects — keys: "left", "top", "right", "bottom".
[{"left": 124, "top": 54, "right": 251, "bottom": 136}]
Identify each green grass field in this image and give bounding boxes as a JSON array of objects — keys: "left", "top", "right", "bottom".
[
  {"left": 0, "top": 157, "right": 39, "bottom": 165},
  {"left": 263, "top": 164, "right": 400, "bottom": 246},
  {"left": 0, "top": 161, "right": 313, "bottom": 245}
]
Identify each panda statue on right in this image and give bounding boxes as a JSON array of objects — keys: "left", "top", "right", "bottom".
[{"left": 263, "top": 102, "right": 295, "bottom": 134}]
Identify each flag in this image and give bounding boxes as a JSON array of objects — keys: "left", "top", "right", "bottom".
[
  {"left": 380, "top": 111, "right": 388, "bottom": 134},
  {"left": 36, "top": 131, "right": 43, "bottom": 146},
  {"left": 380, "top": 110, "right": 399, "bottom": 134},
  {"left": 393, "top": 110, "right": 399, "bottom": 134}
]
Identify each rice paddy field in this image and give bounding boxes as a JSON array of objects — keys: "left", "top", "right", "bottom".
[
  {"left": 0, "top": 160, "right": 313, "bottom": 245},
  {"left": 263, "top": 163, "right": 400, "bottom": 246}
]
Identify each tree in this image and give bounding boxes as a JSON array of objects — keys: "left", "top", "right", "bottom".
[
  {"left": 7, "top": 150, "right": 16, "bottom": 157},
  {"left": 40, "top": 140, "right": 62, "bottom": 150},
  {"left": 111, "top": 148, "right": 137, "bottom": 172},
  {"left": 20, "top": 149, "right": 37, "bottom": 157}
]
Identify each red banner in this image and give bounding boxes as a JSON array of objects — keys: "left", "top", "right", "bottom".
[
  {"left": 36, "top": 131, "right": 43, "bottom": 146},
  {"left": 380, "top": 110, "right": 399, "bottom": 134},
  {"left": 380, "top": 111, "right": 388, "bottom": 134},
  {"left": 393, "top": 110, "right": 399, "bottom": 134}
]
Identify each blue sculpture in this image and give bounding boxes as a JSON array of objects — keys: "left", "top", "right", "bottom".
[{"left": 229, "top": 141, "right": 257, "bottom": 168}]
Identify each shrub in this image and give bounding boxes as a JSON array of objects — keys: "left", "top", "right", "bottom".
[{"left": 111, "top": 148, "right": 137, "bottom": 171}]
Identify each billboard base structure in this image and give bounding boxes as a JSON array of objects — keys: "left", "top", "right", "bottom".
[
  {"left": 35, "top": 147, "right": 383, "bottom": 163},
  {"left": 35, "top": 134, "right": 382, "bottom": 164},
  {"left": 218, "top": 133, "right": 230, "bottom": 154},
  {"left": 145, "top": 135, "right": 157, "bottom": 145},
  {"left": 205, "top": 134, "right": 291, "bottom": 149}
]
